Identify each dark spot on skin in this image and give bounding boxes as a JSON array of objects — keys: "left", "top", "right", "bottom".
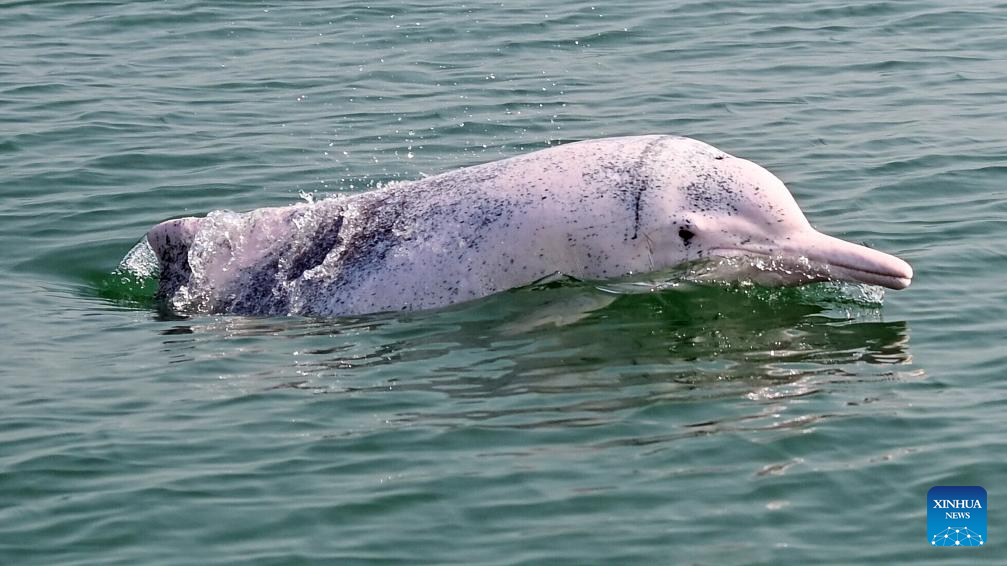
[
  {"left": 333, "top": 194, "right": 406, "bottom": 272},
  {"left": 284, "top": 214, "right": 344, "bottom": 280},
  {"left": 228, "top": 256, "right": 284, "bottom": 313},
  {"left": 583, "top": 136, "right": 670, "bottom": 241},
  {"left": 679, "top": 227, "right": 695, "bottom": 244},
  {"left": 154, "top": 225, "right": 193, "bottom": 301}
]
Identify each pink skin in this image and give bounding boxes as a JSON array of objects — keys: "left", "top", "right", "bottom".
[
  {"left": 641, "top": 149, "right": 912, "bottom": 290},
  {"left": 147, "top": 136, "right": 912, "bottom": 316}
]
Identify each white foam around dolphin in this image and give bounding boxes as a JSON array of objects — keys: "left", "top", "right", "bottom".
[{"left": 145, "top": 135, "right": 912, "bottom": 316}]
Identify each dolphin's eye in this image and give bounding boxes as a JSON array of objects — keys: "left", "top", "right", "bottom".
[{"left": 679, "top": 227, "right": 695, "bottom": 243}]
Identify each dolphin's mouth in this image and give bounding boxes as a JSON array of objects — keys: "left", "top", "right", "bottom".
[
  {"left": 709, "top": 232, "right": 913, "bottom": 290},
  {"left": 810, "top": 261, "right": 912, "bottom": 290}
]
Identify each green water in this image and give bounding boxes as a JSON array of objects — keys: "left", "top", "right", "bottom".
[{"left": 2, "top": 1, "right": 1005, "bottom": 564}]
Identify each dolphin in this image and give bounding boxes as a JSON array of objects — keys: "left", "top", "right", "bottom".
[{"left": 145, "top": 135, "right": 912, "bottom": 316}]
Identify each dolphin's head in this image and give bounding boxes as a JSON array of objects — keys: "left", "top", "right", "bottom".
[{"left": 642, "top": 141, "right": 913, "bottom": 289}]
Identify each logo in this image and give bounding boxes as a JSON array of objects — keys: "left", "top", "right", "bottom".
[{"left": 928, "top": 486, "right": 987, "bottom": 547}]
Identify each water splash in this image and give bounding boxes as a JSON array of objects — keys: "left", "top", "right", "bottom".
[
  {"left": 117, "top": 237, "right": 159, "bottom": 279},
  {"left": 596, "top": 256, "right": 886, "bottom": 306},
  {"left": 94, "top": 237, "right": 160, "bottom": 306}
]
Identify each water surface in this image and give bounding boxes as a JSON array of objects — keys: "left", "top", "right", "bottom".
[{"left": 2, "top": 1, "right": 1006, "bottom": 564}]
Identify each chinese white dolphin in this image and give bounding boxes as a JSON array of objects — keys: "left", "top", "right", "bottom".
[{"left": 146, "top": 135, "right": 912, "bottom": 316}]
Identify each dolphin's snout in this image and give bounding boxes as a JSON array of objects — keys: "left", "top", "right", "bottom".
[
  {"left": 708, "top": 229, "right": 913, "bottom": 290},
  {"left": 793, "top": 230, "right": 913, "bottom": 290}
]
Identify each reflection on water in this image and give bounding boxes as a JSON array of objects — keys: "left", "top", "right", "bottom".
[{"left": 153, "top": 281, "right": 918, "bottom": 442}]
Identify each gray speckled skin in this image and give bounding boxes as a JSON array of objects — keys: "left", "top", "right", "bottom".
[{"left": 147, "top": 135, "right": 912, "bottom": 316}]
